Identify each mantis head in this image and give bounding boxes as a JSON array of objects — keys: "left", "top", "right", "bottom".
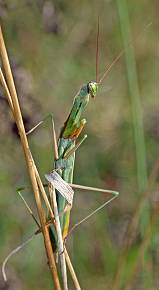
[{"left": 87, "top": 81, "right": 98, "bottom": 98}]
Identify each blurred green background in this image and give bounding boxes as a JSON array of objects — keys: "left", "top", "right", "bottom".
[{"left": 1, "top": 0, "right": 159, "bottom": 289}]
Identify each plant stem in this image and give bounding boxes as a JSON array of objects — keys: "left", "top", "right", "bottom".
[
  {"left": 0, "top": 26, "right": 61, "bottom": 290},
  {"left": 116, "top": 0, "right": 148, "bottom": 192}
]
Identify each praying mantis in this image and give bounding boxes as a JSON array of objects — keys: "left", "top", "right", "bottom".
[
  {"left": 1, "top": 22, "right": 122, "bottom": 290},
  {"left": 19, "top": 79, "right": 119, "bottom": 290},
  {"left": 26, "top": 60, "right": 120, "bottom": 290}
]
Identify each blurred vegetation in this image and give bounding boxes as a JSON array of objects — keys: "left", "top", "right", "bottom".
[{"left": 0, "top": 0, "right": 159, "bottom": 289}]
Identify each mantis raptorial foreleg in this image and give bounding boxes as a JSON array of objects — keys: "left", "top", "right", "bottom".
[{"left": 26, "top": 113, "right": 88, "bottom": 159}]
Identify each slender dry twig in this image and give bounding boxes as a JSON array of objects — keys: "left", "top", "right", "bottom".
[
  {"left": 0, "top": 68, "right": 14, "bottom": 110},
  {"left": 0, "top": 67, "right": 56, "bottom": 226},
  {"left": 33, "top": 159, "right": 55, "bottom": 221},
  {"left": 0, "top": 26, "right": 61, "bottom": 290},
  {"left": 49, "top": 184, "right": 68, "bottom": 290},
  {"left": 65, "top": 250, "right": 81, "bottom": 290},
  {"left": 0, "top": 67, "right": 56, "bottom": 225},
  {"left": 20, "top": 187, "right": 82, "bottom": 290},
  {"left": 0, "top": 26, "right": 82, "bottom": 290}
]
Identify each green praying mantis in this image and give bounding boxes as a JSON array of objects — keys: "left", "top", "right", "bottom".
[
  {"left": 2, "top": 22, "right": 122, "bottom": 290},
  {"left": 24, "top": 81, "right": 119, "bottom": 290},
  {"left": 47, "top": 81, "right": 118, "bottom": 240}
]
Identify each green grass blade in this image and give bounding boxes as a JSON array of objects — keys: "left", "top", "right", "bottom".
[{"left": 116, "top": 0, "right": 148, "bottom": 192}]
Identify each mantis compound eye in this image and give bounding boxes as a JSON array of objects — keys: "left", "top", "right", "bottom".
[{"left": 87, "top": 81, "right": 98, "bottom": 98}]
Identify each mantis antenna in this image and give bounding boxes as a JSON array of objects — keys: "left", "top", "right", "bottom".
[
  {"left": 98, "top": 21, "right": 152, "bottom": 85},
  {"left": 96, "top": 16, "right": 100, "bottom": 83}
]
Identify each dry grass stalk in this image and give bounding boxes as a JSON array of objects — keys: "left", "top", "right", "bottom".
[
  {"left": 18, "top": 183, "right": 81, "bottom": 290},
  {"left": 0, "top": 26, "right": 61, "bottom": 290},
  {"left": 0, "top": 25, "right": 82, "bottom": 290},
  {"left": 65, "top": 250, "right": 81, "bottom": 290},
  {"left": 49, "top": 184, "right": 68, "bottom": 290}
]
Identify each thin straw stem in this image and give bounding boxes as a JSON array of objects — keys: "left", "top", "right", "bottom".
[
  {"left": 0, "top": 26, "right": 61, "bottom": 290},
  {"left": 49, "top": 185, "right": 68, "bottom": 290},
  {"left": 65, "top": 250, "right": 81, "bottom": 290}
]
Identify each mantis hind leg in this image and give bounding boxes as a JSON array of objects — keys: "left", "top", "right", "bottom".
[{"left": 64, "top": 183, "right": 119, "bottom": 240}]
